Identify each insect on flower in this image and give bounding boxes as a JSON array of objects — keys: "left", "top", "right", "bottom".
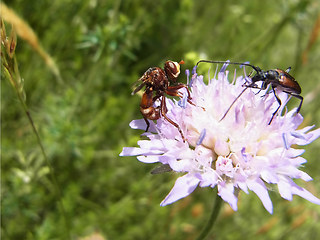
[
  {"left": 132, "top": 60, "right": 193, "bottom": 142},
  {"left": 121, "top": 62, "right": 320, "bottom": 213},
  {"left": 196, "top": 60, "right": 303, "bottom": 125}
]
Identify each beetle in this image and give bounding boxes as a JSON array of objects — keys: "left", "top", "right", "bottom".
[
  {"left": 132, "top": 60, "right": 193, "bottom": 142},
  {"left": 196, "top": 60, "right": 303, "bottom": 125}
]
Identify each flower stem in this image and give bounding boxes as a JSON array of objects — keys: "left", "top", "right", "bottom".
[{"left": 196, "top": 194, "right": 223, "bottom": 240}]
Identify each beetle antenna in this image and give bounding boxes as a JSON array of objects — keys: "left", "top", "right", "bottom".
[
  {"left": 219, "top": 86, "right": 249, "bottom": 122},
  {"left": 196, "top": 60, "right": 261, "bottom": 73}
]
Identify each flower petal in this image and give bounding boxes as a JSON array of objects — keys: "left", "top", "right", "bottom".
[
  {"left": 247, "top": 179, "right": 273, "bottom": 214},
  {"left": 218, "top": 181, "right": 238, "bottom": 211},
  {"left": 119, "top": 147, "right": 162, "bottom": 156},
  {"left": 289, "top": 180, "right": 320, "bottom": 205},
  {"left": 129, "top": 119, "right": 157, "bottom": 132},
  {"left": 199, "top": 170, "right": 218, "bottom": 188},
  {"left": 160, "top": 174, "right": 200, "bottom": 206},
  {"left": 137, "top": 155, "right": 161, "bottom": 163},
  {"left": 138, "top": 139, "right": 167, "bottom": 151},
  {"left": 304, "top": 128, "right": 320, "bottom": 144},
  {"left": 278, "top": 176, "right": 293, "bottom": 200},
  {"left": 286, "top": 149, "right": 305, "bottom": 158},
  {"left": 260, "top": 170, "right": 279, "bottom": 184}
]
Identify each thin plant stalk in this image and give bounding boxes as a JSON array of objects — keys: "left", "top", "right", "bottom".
[
  {"left": 196, "top": 194, "right": 223, "bottom": 240},
  {"left": 1, "top": 22, "right": 71, "bottom": 239}
]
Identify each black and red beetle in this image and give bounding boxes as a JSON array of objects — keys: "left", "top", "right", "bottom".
[{"left": 196, "top": 60, "right": 303, "bottom": 124}]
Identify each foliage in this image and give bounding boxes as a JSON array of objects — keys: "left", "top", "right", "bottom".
[{"left": 2, "top": 0, "right": 320, "bottom": 239}]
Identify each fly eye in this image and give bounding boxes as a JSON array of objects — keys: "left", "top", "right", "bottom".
[{"left": 164, "top": 60, "right": 181, "bottom": 81}]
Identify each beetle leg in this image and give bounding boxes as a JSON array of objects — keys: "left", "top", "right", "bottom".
[
  {"left": 285, "top": 92, "right": 303, "bottom": 114},
  {"left": 269, "top": 89, "right": 303, "bottom": 125},
  {"left": 268, "top": 86, "right": 282, "bottom": 125},
  {"left": 259, "top": 85, "right": 272, "bottom": 97},
  {"left": 294, "top": 95, "right": 303, "bottom": 113}
]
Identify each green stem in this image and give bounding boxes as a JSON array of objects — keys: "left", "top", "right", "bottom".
[
  {"left": 5, "top": 56, "right": 71, "bottom": 240},
  {"left": 196, "top": 194, "right": 223, "bottom": 240}
]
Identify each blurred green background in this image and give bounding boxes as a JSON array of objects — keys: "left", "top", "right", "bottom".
[{"left": 2, "top": 0, "right": 320, "bottom": 239}]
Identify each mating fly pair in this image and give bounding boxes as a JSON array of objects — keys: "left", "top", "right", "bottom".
[
  {"left": 132, "top": 60, "right": 193, "bottom": 142},
  {"left": 196, "top": 60, "right": 303, "bottom": 125}
]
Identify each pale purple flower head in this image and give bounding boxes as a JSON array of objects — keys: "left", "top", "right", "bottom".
[{"left": 120, "top": 63, "right": 320, "bottom": 214}]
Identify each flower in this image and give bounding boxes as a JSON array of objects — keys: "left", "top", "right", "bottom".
[{"left": 120, "top": 63, "right": 320, "bottom": 214}]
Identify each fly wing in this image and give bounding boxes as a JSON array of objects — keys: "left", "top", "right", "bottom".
[
  {"left": 131, "top": 81, "right": 146, "bottom": 95},
  {"left": 131, "top": 68, "right": 153, "bottom": 95}
]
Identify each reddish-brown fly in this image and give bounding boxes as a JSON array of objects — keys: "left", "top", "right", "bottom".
[{"left": 132, "top": 60, "right": 193, "bottom": 142}]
